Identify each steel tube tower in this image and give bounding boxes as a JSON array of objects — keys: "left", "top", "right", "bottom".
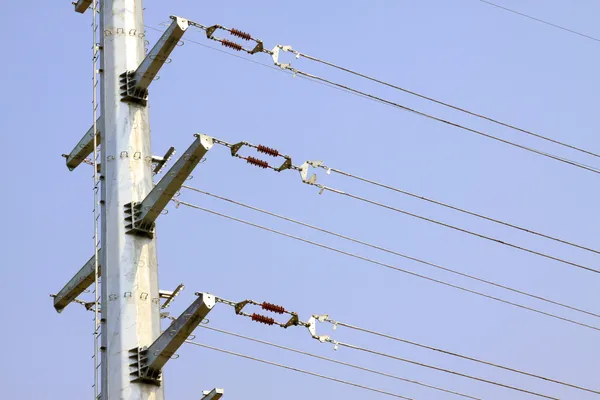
[{"left": 100, "top": 1, "right": 163, "bottom": 399}]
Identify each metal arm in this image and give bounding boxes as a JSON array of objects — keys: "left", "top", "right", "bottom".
[
  {"left": 73, "top": 0, "right": 92, "bottom": 13},
  {"left": 201, "top": 388, "right": 224, "bottom": 400},
  {"left": 129, "top": 292, "right": 216, "bottom": 385},
  {"left": 64, "top": 117, "right": 103, "bottom": 171},
  {"left": 53, "top": 253, "right": 101, "bottom": 313},
  {"left": 125, "top": 134, "right": 214, "bottom": 237},
  {"left": 120, "top": 16, "right": 189, "bottom": 105}
]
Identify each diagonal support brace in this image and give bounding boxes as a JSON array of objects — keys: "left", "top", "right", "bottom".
[
  {"left": 125, "top": 134, "right": 213, "bottom": 237},
  {"left": 120, "top": 16, "right": 189, "bottom": 105},
  {"left": 64, "top": 117, "right": 103, "bottom": 171},
  {"left": 129, "top": 292, "right": 216, "bottom": 385},
  {"left": 53, "top": 253, "right": 101, "bottom": 313}
]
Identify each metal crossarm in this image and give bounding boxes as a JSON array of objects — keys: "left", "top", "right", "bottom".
[
  {"left": 120, "top": 16, "right": 189, "bottom": 105},
  {"left": 201, "top": 389, "right": 224, "bottom": 400},
  {"left": 129, "top": 292, "right": 216, "bottom": 385},
  {"left": 64, "top": 117, "right": 103, "bottom": 171},
  {"left": 53, "top": 253, "right": 101, "bottom": 313},
  {"left": 125, "top": 134, "right": 214, "bottom": 237},
  {"left": 74, "top": 0, "right": 93, "bottom": 13}
]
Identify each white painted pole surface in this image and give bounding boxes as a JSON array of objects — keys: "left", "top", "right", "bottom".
[{"left": 100, "top": 1, "right": 164, "bottom": 399}]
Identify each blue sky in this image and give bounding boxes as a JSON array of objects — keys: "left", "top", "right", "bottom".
[{"left": 1, "top": 0, "right": 599, "bottom": 399}]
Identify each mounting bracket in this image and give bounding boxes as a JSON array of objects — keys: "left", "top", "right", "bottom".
[
  {"left": 129, "top": 292, "right": 216, "bottom": 385},
  {"left": 125, "top": 134, "right": 214, "bottom": 238},
  {"left": 53, "top": 253, "right": 101, "bottom": 313},
  {"left": 64, "top": 117, "right": 103, "bottom": 171},
  {"left": 120, "top": 16, "right": 189, "bottom": 105},
  {"left": 73, "top": 0, "right": 92, "bottom": 14}
]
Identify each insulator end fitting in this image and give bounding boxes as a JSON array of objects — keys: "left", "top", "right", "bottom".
[
  {"left": 230, "top": 28, "right": 252, "bottom": 41},
  {"left": 221, "top": 39, "right": 243, "bottom": 51},
  {"left": 252, "top": 313, "right": 275, "bottom": 325},
  {"left": 257, "top": 145, "right": 280, "bottom": 157},
  {"left": 246, "top": 156, "right": 269, "bottom": 169},
  {"left": 261, "top": 302, "right": 286, "bottom": 314}
]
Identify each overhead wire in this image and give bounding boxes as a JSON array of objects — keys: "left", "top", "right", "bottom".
[
  {"left": 290, "top": 69, "right": 600, "bottom": 175},
  {"left": 315, "top": 166, "right": 600, "bottom": 255},
  {"left": 200, "top": 325, "right": 481, "bottom": 399},
  {"left": 173, "top": 198, "right": 600, "bottom": 332},
  {"left": 185, "top": 340, "right": 415, "bottom": 400},
  {"left": 311, "top": 183, "right": 598, "bottom": 274},
  {"left": 322, "top": 318, "right": 600, "bottom": 395},
  {"left": 479, "top": 0, "right": 600, "bottom": 43},
  {"left": 335, "top": 341, "right": 559, "bottom": 400},
  {"left": 147, "top": 23, "right": 600, "bottom": 175},
  {"left": 291, "top": 50, "right": 600, "bottom": 160},
  {"left": 182, "top": 185, "right": 600, "bottom": 319}
]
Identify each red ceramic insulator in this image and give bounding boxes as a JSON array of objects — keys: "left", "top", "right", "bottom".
[
  {"left": 257, "top": 145, "right": 279, "bottom": 157},
  {"left": 251, "top": 313, "right": 275, "bottom": 325},
  {"left": 221, "top": 39, "right": 243, "bottom": 51},
  {"left": 261, "top": 302, "right": 286, "bottom": 314},
  {"left": 230, "top": 28, "right": 252, "bottom": 41},
  {"left": 246, "top": 156, "right": 269, "bottom": 169}
]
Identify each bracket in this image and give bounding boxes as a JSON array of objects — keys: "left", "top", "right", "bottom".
[
  {"left": 271, "top": 45, "right": 295, "bottom": 69},
  {"left": 299, "top": 160, "right": 321, "bottom": 184},
  {"left": 201, "top": 388, "right": 224, "bottom": 400},
  {"left": 152, "top": 146, "right": 176, "bottom": 175},
  {"left": 53, "top": 253, "right": 101, "bottom": 313},
  {"left": 159, "top": 283, "right": 184, "bottom": 309},
  {"left": 129, "top": 292, "right": 216, "bottom": 385},
  {"left": 125, "top": 134, "right": 214, "bottom": 237},
  {"left": 120, "top": 16, "right": 189, "bottom": 105},
  {"left": 73, "top": 0, "right": 93, "bottom": 14},
  {"left": 64, "top": 117, "right": 103, "bottom": 171}
]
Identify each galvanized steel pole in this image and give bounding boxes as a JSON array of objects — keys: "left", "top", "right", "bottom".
[{"left": 99, "top": 1, "right": 163, "bottom": 399}]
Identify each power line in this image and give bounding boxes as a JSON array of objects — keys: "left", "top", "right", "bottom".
[
  {"left": 336, "top": 341, "right": 558, "bottom": 400},
  {"left": 148, "top": 24, "right": 600, "bottom": 176},
  {"left": 291, "top": 49, "right": 600, "bottom": 160},
  {"left": 323, "top": 318, "right": 600, "bottom": 395},
  {"left": 316, "top": 166, "right": 600, "bottom": 255},
  {"left": 291, "top": 69, "right": 600, "bottom": 176},
  {"left": 313, "top": 183, "right": 598, "bottom": 274},
  {"left": 479, "top": 0, "right": 600, "bottom": 43},
  {"left": 173, "top": 199, "right": 600, "bottom": 332},
  {"left": 200, "top": 325, "right": 481, "bottom": 399},
  {"left": 182, "top": 185, "right": 600, "bottom": 319},
  {"left": 185, "top": 340, "right": 415, "bottom": 399}
]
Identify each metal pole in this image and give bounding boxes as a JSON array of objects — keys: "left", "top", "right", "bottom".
[{"left": 100, "top": 1, "right": 164, "bottom": 399}]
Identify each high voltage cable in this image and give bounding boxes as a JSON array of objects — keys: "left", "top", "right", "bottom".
[
  {"left": 182, "top": 185, "right": 600, "bottom": 319},
  {"left": 290, "top": 50, "right": 600, "bottom": 160},
  {"left": 479, "top": 0, "right": 600, "bottom": 43},
  {"left": 316, "top": 166, "right": 600, "bottom": 255},
  {"left": 148, "top": 23, "right": 600, "bottom": 175},
  {"left": 289, "top": 69, "right": 600, "bottom": 175},
  {"left": 185, "top": 340, "right": 415, "bottom": 399},
  {"left": 173, "top": 199, "right": 600, "bottom": 332},
  {"left": 335, "top": 341, "right": 558, "bottom": 400},
  {"left": 144, "top": 25, "right": 393, "bottom": 107},
  {"left": 322, "top": 318, "right": 600, "bottom": 395},
  {"left": 199, "top": 325, "right": 480, "bottom": 399},
  {"left": 312, "top": 183, "right": 598, "bottom": 274}
]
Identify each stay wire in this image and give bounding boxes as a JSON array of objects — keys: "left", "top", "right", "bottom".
[
  {"left": 182, "top": 185, "right": 600, "bottom": 319},
  {"left": 173, "top": 199, "right": 600, "bottom": 332},
  {"left": 292, "top": 69, "right": 600, "bottom": 175},
  {"left": 294, "top": 51, "right": 600, "bottom": 159},
  {"left": 479, "top": 0, "right": 600, "bottom": 43},
  {"left": 329, "top": 320, "right": 600, "bottom": 395},
  {"left": 200, "top": 325, "right": 481, "bottom": 399},
  {"left": 337, "top": 342, "right": 559, "bottom": 400},
  {"left": 322, "top": 167, "right": 600, "bottom": 255},
  {"left": 316, "top": 184, "right": 599, "bottom": 274},
  {"left": 185, "top": 340, "right": 415, "bottom": 400}
]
